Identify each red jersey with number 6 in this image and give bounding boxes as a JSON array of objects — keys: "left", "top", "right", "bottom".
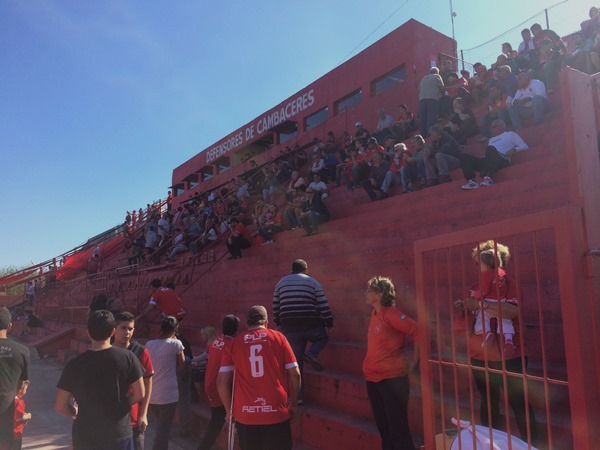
[{"left": 219, "top": 327, "right": 298, "bottom": 425}]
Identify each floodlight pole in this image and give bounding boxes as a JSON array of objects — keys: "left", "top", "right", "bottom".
[{"left": 449, "top": 0, "right": 458, "bottom": 62}]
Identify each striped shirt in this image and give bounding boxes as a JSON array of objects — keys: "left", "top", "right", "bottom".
[{"left": 273, "top": 272, "right": 333, "bottom": 330}]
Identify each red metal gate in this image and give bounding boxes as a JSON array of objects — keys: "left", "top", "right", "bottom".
[{"left": 415, "top": 207, "right": 600, "bottom": 450}]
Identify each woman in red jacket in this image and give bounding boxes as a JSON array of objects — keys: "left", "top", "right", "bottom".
[{"left": 362, "top": 276, "right": 419, "bottom": 450}]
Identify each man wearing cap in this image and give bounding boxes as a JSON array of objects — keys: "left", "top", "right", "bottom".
[
  {"left": 217, "top": 306, "right": 300, "bottom": 450},
  {"left": 0, "top": 307, "right": 30, "bottom": 450},
  {"left": 273, "top": 260, "right": 333, "bottom": 403},
  {"left": 354, "top": 122, "right": 370, "bottom": 142},
  {"left": 418, "top": 67, "right": 445, "bottom": 137}
]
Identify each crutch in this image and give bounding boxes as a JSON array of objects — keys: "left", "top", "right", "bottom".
[{"left": 227, "top": 372, "right": 236, "bottom": 450}]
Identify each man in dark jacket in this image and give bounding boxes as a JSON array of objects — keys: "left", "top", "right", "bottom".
[
  {"left": 424, "top": 124, "right": 462, "bottom": 186},
  {"left": 298, "top": 188, "right": 330, "bottom": 236},
  {"left": 362, "top": 151, "right": 391, "bottom": 201}
]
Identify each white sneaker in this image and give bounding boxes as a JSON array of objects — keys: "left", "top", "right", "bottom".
[
  {"left": 461, "top": 180, "right": 479, "bottom": 190},
  {"left": 261, "top": 240, "right": 274, "bottom": 245},
  {"left": 480, "top": 176, "right": 493, "bottom": 187}
]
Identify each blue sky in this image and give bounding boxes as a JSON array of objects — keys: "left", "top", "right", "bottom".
[{"left": 0, "top": 0, "right": 585, "bottom": 268}]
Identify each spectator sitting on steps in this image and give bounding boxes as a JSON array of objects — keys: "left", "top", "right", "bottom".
[
  {"left": 423, "top": 124, "right": 462, "bottom": 187},
  {"left": 298, "top": 188, "right": 330, "bottom": 237},
  {"left": 460, "top": 119, "right": 529, "bottom": 190},
  {"left": 308, "top": 173, "right": 328, "bottom": 198},
  {"left": 363, "top": 151, "right": 391, "bottom": 201},
  {"left": 507, "top": 71, "right": 550, "bottom": 130},
  {"left": 226, "top": 217, "right": 252, "bottom": 260}
]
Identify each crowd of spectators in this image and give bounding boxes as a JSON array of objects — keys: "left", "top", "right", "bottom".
[{"left": 81, "top": 16, "right": 591, "bottom": 270}]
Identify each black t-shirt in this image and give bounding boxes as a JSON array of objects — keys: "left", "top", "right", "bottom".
[
  {"left": 0, "top": 338, "right": 30, "bottom": 413},
  {"left": 57, "top": 346, "right": 144, "bottom": 448}
]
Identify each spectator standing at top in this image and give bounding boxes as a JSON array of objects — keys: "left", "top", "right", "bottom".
[
  {"left": 273, "top": 259, "right": 333, "bottom": 404},
  {"left": 530, "top": 23, "right": 567, "bottom": 56},
  {"left": 197, "top": 315, "right": 240, "bottom": 450},
  {"left": 217, "top": 305, "right": 300, "bottom": 450},
  {"left": 166, "top": 191, "right": 172, "bottom": 211},
  {"left": 113, "top": 312, "right": 154, "bottom": 450},
  {"left": 0, "top": 307, "right": 30, "bottom": 450},
  {"left": 55, "top": 310, "right": 145, "bottom": 450},
  {"left": 418, "top": 67, "right": 444, "bottom": 137}
]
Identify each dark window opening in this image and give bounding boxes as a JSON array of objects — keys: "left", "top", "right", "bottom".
[
  {"left": 372, "top": 66, "right": 406, "bottom": 96},
  {"left": 184, "top": 174, "right": 199, "bottom": 189},
  {"left": 173, "top": 184, "right": 185, "bottom": 196},
  {"left": 215, "top": 156, "right": 231, "bottom": 174},
  {"left": 335, "top": 90, "right": 362, "bottom": 114},
  {"left": 304, "top": 107, "right": 329, "bottom": 131},
  {"left": 201, "top": 166, "right": 214, "bottom": 181},
  {"left": 272, "top": 121, "right": 298, "bottom": 144}
]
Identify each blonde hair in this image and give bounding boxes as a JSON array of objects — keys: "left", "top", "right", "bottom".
[
  {"left": 472, "top": 240, "right": 511, "bottom": 268},
  {"left": 200, "top": 326, "right": 217, "bottom": 343},
  {"left": 367, "top": 276, "right": 396, "bottom": 307}
]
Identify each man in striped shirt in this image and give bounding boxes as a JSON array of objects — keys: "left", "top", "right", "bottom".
[{"left": 273, "top": 259, "right": 333, "bottom": 404}]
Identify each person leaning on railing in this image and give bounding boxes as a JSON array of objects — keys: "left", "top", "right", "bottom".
[{"left": 454, "top": 240, "right": 538, "bottom": 446}]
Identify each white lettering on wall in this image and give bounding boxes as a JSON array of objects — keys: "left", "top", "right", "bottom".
[{"left": 205, "top": 89, "right": 315, "bottom": 163}]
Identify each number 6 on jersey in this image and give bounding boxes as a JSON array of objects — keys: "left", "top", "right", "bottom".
[{"left": 249, "top": 344, "right": 264, "bottom": 377}]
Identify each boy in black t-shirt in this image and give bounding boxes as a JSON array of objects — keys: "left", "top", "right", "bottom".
[{"left": 55, "top": 310, "right": 145, "bottom": 450}]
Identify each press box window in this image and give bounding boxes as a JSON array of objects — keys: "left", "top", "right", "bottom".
[
  {"left": 215, "top": 156, "right": 230, "bottom": 174},
  {"left": 201, "top": 166, "right": 214, "bottom": 181},
  {"left": 304, "top": 107, "right": 328, "bottom": 131},
  {"left": 334, "top": 90, "right": 362, "bottom": 114},
  {"left": 372, "top": 66, "right": 406, "bottom": 96}
]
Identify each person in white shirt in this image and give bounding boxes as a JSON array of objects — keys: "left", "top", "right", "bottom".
[
  {"left": 517, "top": 28, "right": 536, "bottom": 56},
  {"left": 374, "top": 107, "right": 394, "bottom": 141},
  {"left": 308, "top": 173, "right": 328, "bottom": 198},
  {"left": 460, "top": 120, "right": 529, "bottom": 189},
  {"left": 507, "top": 72, "right": 550, "bottom": 129}
]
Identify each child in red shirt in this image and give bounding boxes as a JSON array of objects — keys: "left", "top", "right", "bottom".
[
  {"left": 13, "top": 380, "right": 32, "bottom": 450},
  {"left": 471, "top": 249, "right": 515, "bottom": 357}
]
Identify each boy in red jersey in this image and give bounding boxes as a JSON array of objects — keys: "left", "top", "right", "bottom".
[
  {"left": 13, "top": 381, "right": 31, "bottom": 450},
  {"left": 113, "top": 312, "right": 154, "bottom": 450},
  {"left": 217, "top": 305, "right": 300, "bottom": 450},
  {"left": 141, "top": 279, "right": 187, "bottom": 321},
  {"left": 197, "top": 315, "right": 240, "bottom": 450}
]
